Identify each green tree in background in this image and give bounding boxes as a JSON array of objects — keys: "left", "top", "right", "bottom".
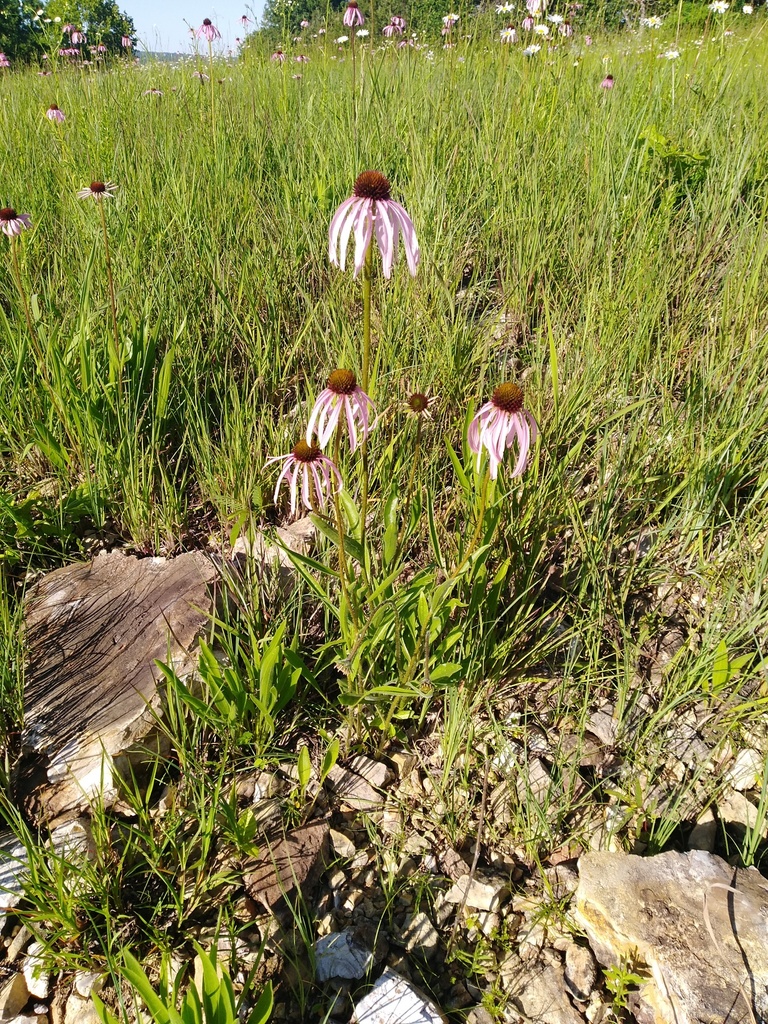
[{"left": 0, "top": 1, "right": 134, "bottom": 61}]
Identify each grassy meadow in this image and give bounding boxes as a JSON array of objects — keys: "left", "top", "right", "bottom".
[{"left": 1, "top": 11, "right": 768, "bottom": 1019}]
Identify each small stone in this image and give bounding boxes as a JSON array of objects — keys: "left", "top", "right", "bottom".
[
  {"left": 440, "top": 848, "right": 471, "bottom": 881},
  {"left": 564, "top": 942, "right": 597, "bottom": 1002},
  {"left": 389, "top": 752, "right": 416, "bottom": 777},
  {"left": 586, "top": 708, "right": 618, "bottom": 746},
  {"left": 314, "top": 930, "right": 372, "bottom": 981},
  {"left": 718, "top": 789, "right": 761, "bottom": 832},
  {"left": 444, "top": 875, "right": 510, "bottom": 912},
  {"left": 63, "top": 992, "right": 102, "bottom": 1024},
  {"left": 329, "top": 829, "right": 356, "bottom": 860},
  {"left": 466, "top": 1008, "right": 494, "bottom": 1024},
  {"left": 6, "top": 1018, "right": 41, "bottom": 1024},
  {"left": 72, "top": 974, "right": 103, "bottom": 1000},
  {"left": 0, "top": 974, "right": 29, "bottom": 1020},
  {"left": 352, "top": 968, "right": 445, "bottom": 1024},
  {"left": 22, "top": 944, "right": 49, "bottom": 1000},
  {"left": 687, "top": 807, "right": 717, "bottom": 852},
  {"left": 477, "top": 911, "right": 500, "bottom": 938},
  {"left": 516, "top": 758, "right": 551, "bottom": 803},
  {"left": 6, "top": 927, "right": 32, "bottom": 963},
  {"left": 725, "top": 748, "right": 764, "bottom": 792},
  {"left": 347, "top": 756, "right": 393, "bottom": 789},
  {"left": 398, "top": 913, "right": 440, "bottom": 959},
  {"left": 402, "top": 834, "right": 429, "bottom": 857},
  {"left": 507, "top": 962, "right": 584, "bottom": 1024},
  {"left": 327, "top": 766, "right": 383, "bottom": 810}
]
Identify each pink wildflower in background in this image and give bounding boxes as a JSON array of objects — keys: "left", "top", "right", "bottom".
[
  {"left": 122, "top": 35, "right": 132, "bottom": 47},
  {"left": 344, "top": 1, "right": 365, "bottom": 26},
  {"left": 46, "top": 103, "right": 65, "bottom": 122},
  {"left": 383, "top": 22, "right": 401, "bottom": 36},
  {"left": 0, "top": 53, "right": 10, "bottom": 68},
  {"left": 329, "top": 170, "right": 419, "bottom": 279},
  {"left": 71, "top": 30, "right": 85, "bottom": 44},
  {"left": 468, "top": 383, "right": 537, "bottom": 480},
  {"left": 306, "top": 370, "right": 376, "bottom": 453},
  {"left": 196, "top": 18, "right": 221, "bottom": 42},
  {"left": 295, "top": 53, "right": 309, "bottom": 62},
  {"left": 522, "top": 15, "right": 535, "bottom": 30},
  {"left": 267, "top": 441, "right": 343, "bottom": 514},
  {"left": 77, "top": 181, "right": 118, "bottom": 201},
  {"left": 601, "top": 73, "right": 614, "bottom": 88},
  {"left": 0, "top": 208, "right": 32, "bottom": 236},
  {"left": 301, "top": 19, "right": 310, "bottom": 27},
  {"left": 240, "top": 14, "right": 252, "bottom": 27},
  {"left": 271, "top": 50, "right": 286, "bottom": 62},
  {"left": 392, "top": 15, "right": 406, "bottom": 28}
]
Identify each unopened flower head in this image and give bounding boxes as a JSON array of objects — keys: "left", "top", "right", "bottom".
[
  {"left": 468, "top": 383, "right": 537, "bottom": 480},
  {"left": 196, "top": 18, "right": 221, "bottom": 41},
  {"left": 329, "top": 170, "right": 420, "bottom": 279},
  {"left": 0, "top": 208, "right": 32, "bottom": 236},
  {"left": 501, "top": 24, "right": 518, "bottom": 41},
  {"left": 46, "top": 103, "right": 65, "bottom": 122},
  {"left": 77, "top": 181, "right": 118, "bottom": 201},
  {"left": 600, "top": 73, "right": 614, "bottom": 87},
  {"left": 306, "top": 369, "right": 376, "bottom": 453},
  {"left": 266, "top": 440, "right": 343, "bottom": 515},
  {"left": 344, "top": 1, "right": 365, "bottom": 26}
]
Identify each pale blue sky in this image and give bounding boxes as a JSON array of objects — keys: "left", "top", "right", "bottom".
[{"left": 123, "top": 1, "right": 265, "bottom": 53}]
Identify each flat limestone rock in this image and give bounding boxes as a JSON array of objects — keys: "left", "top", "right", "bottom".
[
  {"left": 243, "top": 820, "right": 330, "bottom": 911},
  {"left": 352, "top": 968, "right": 446, "bottom": 1024},
  {"left": 18, "top": 549, "right": 218, "bottom": 823},
  {"left": 574, "top": 850, "right": 768, "bottom": 1024},
  {"left": 314, "top": 930, "right": 372, "bottom": 981}
]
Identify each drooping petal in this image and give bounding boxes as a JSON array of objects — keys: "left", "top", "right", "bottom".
[
  {"left": 329, "top": 196, "right": 357, "bottom": 266},
  {"left": 336, "top": 199, "right": 360, "bottom": 272},
  {"left": 352, "top": 199, "right": 374, "bottom": 277},
  {"left": 300, "top": 466, "right": 312, "bottom": 510},
  {"left": 273, "top": 458, "right": 294, "bottom": 505},
  {"left": 318, "top": 395, "right": 343, "bottom": 449},
  {"left": 373, "top": 201, "right": 396, "bottom": 278},
  {"left": 307, "top": 389, "right": 332, "bottom": 446},
  {"left": 390, "top": 201, "right": 420, "bottom": 275},
  {"left": 510, "top": 415, "right": 530, "bottom": 477},
  {"left": 344, "top": 396, "right": 359, "bottom": 452},
  {"left": 289, "top": 464, "right": 300, "bottom": 514}
]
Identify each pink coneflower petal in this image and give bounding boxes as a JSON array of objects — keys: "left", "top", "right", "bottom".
[
  {"left": 373, "top": 201, "right": 396, "bottom": 279},
  {"left": 307, "top": 370, "right": 376, "bottom": 453},
  {"left": 468, "top": 383, "right": 536, "bottom": 480},
  {"left": 352, "top": 201, "right": 374, "bottom": 276}
]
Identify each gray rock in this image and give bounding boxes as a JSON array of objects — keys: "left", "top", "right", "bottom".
[
  {"left": 0, "top": 973, "right": 29, "bottom": 1020},
  {"left": 72, "top": 973, "right": 103, "bottom": 999},
  {"left": 444, "top": 875, "right": 510, "bottom": 912},
  {"left": 0, "top": 836, "right": 28, "bottom": 933},
  {"left": 564, "top": 942, "right": 597, "bottom": 1002},
  {"left": 586, "top": 708, "right": 618, "bottom": 746},
  {"left": 575, "top": 849, "right": 768, "bottom": 1024},
  {"left": 22, "top": 944, "right": 48, "bottom": 1000},
  {"left": 516, "top": 758, "right": 551, "bottom": 803},
  {"left": 505, "top": 961, "right": 584, "bottom": 1024},
  {"left": 329, "top": 829, "right": 356, "bottom": 860},
  {"left": 347, "top": 756, "right": 393, "bottom": 790},
  {"left": 243, "top": 820, "right": 330, "bottom": 911},
  {"left": 398, "top": 913, "right": 440, "bottom": 959},
  {"left": 6, "top": 927, "right": 33, "bottom": 964},
  {"left": 63, "top": 993, "right": 101, "bottom": 1024},
  {"left": 718, "top": 790, "right": 761, "bottom": 832},
  {"left": 327, "top": 767, "right": 383, "bottom": 810},
  {"left": 315, "top": 930, "right": 372, "bottom": 981},
  {"left": 352, "top": 968, "right": 446, "bottom": 1024},
  {"left": 19, "top": 549, "right": 217, "bottom": 824},
  {"left": 725, "top": 749, "right": 764, "bottom": 793}
]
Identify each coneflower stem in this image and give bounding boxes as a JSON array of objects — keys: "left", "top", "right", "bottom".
[
  {"left": 333, "top": 429, "right": 360, "bottom": 631},
  {"left": 456, "top": 471, "right": 491, "bottom": 575},
  {"left": 208, "top": 39, "right": 216, "bottom": 140},
  {"left": 98, "top": 200, "right": 121, "bottom": 392},
  {"left": 359, "top": 243, "right": 373, "bottom": 561}
]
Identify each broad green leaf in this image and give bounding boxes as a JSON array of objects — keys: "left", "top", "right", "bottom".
[
  {"left": 320, "top": 737, "right": 340, "bottom": 783},
  {"left": 297, "top": 746, "right": 312, "bottom": 791}
]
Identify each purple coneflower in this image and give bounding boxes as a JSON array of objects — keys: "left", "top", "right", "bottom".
[
  {"left": 143, "top": 88, "right": 163, "bottom": 95},
  {"left": 295, "top": 53, "right": 309, "bottom": 62},
  {"left": 0, "top": 53, "right": 10, "bottom": 68},
  {"left": 0, "top": 208, "right": 32, "bottom": 237},
  {"left": 559, "top": 20, "right": 573, "bottom": 35},
  {"left": 63, "top": 23, "right": 74, "bottom": 33},
  {"left": 240, "top": 14, "right": 252, "bottom": 27},
  {"left": 271, "top": 50, "right": 286, "bottom": 62},
  {"left": 77, "top": 181, "right": 118, "bottom": 201},
  {"left": 329, "top": 170, "right": 419, "bottom": 279},
  {"left": 71, "top": 30, "right": 85, "bottom": 44},
  {"left": 192, "top": 70, "right": 210, "bottom": 80},
  {"left": 468, "top": 383, "right": 537, "bottom": 480},
  {"left": 344, "top": 1, "right": 365, "bottom": 26},
  {"left": 600, "top": 73, "right": 614, "bottom": 88},
  {"left": 306, "top": 370, "right": 376, "bottom": 453},
  {"left": 46, "top": 103, "right": 65, "bottom": 122},
  {"left": 266, "top": 440, "right": 343, "bottom": 514},
  {"left": 196, "top": 18, "right": 221, "bottom": 41},
  {"left": 392, "top": 15, "right": 406, "bottom": 28},
  {"left": 301, "top": 19, "right": 310, "bottom": 27},
  {"left": 584, "top": 33, "right": 592, "bottom": 44},
  {"left": 383, "top": 21, "right": 402, "bottom": 36},
  {"left": 121, "top": 35, "right": 132, "bottom": 47},
  {"left": 96, "top": 44, "right": 107, "bottom": 53}
]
